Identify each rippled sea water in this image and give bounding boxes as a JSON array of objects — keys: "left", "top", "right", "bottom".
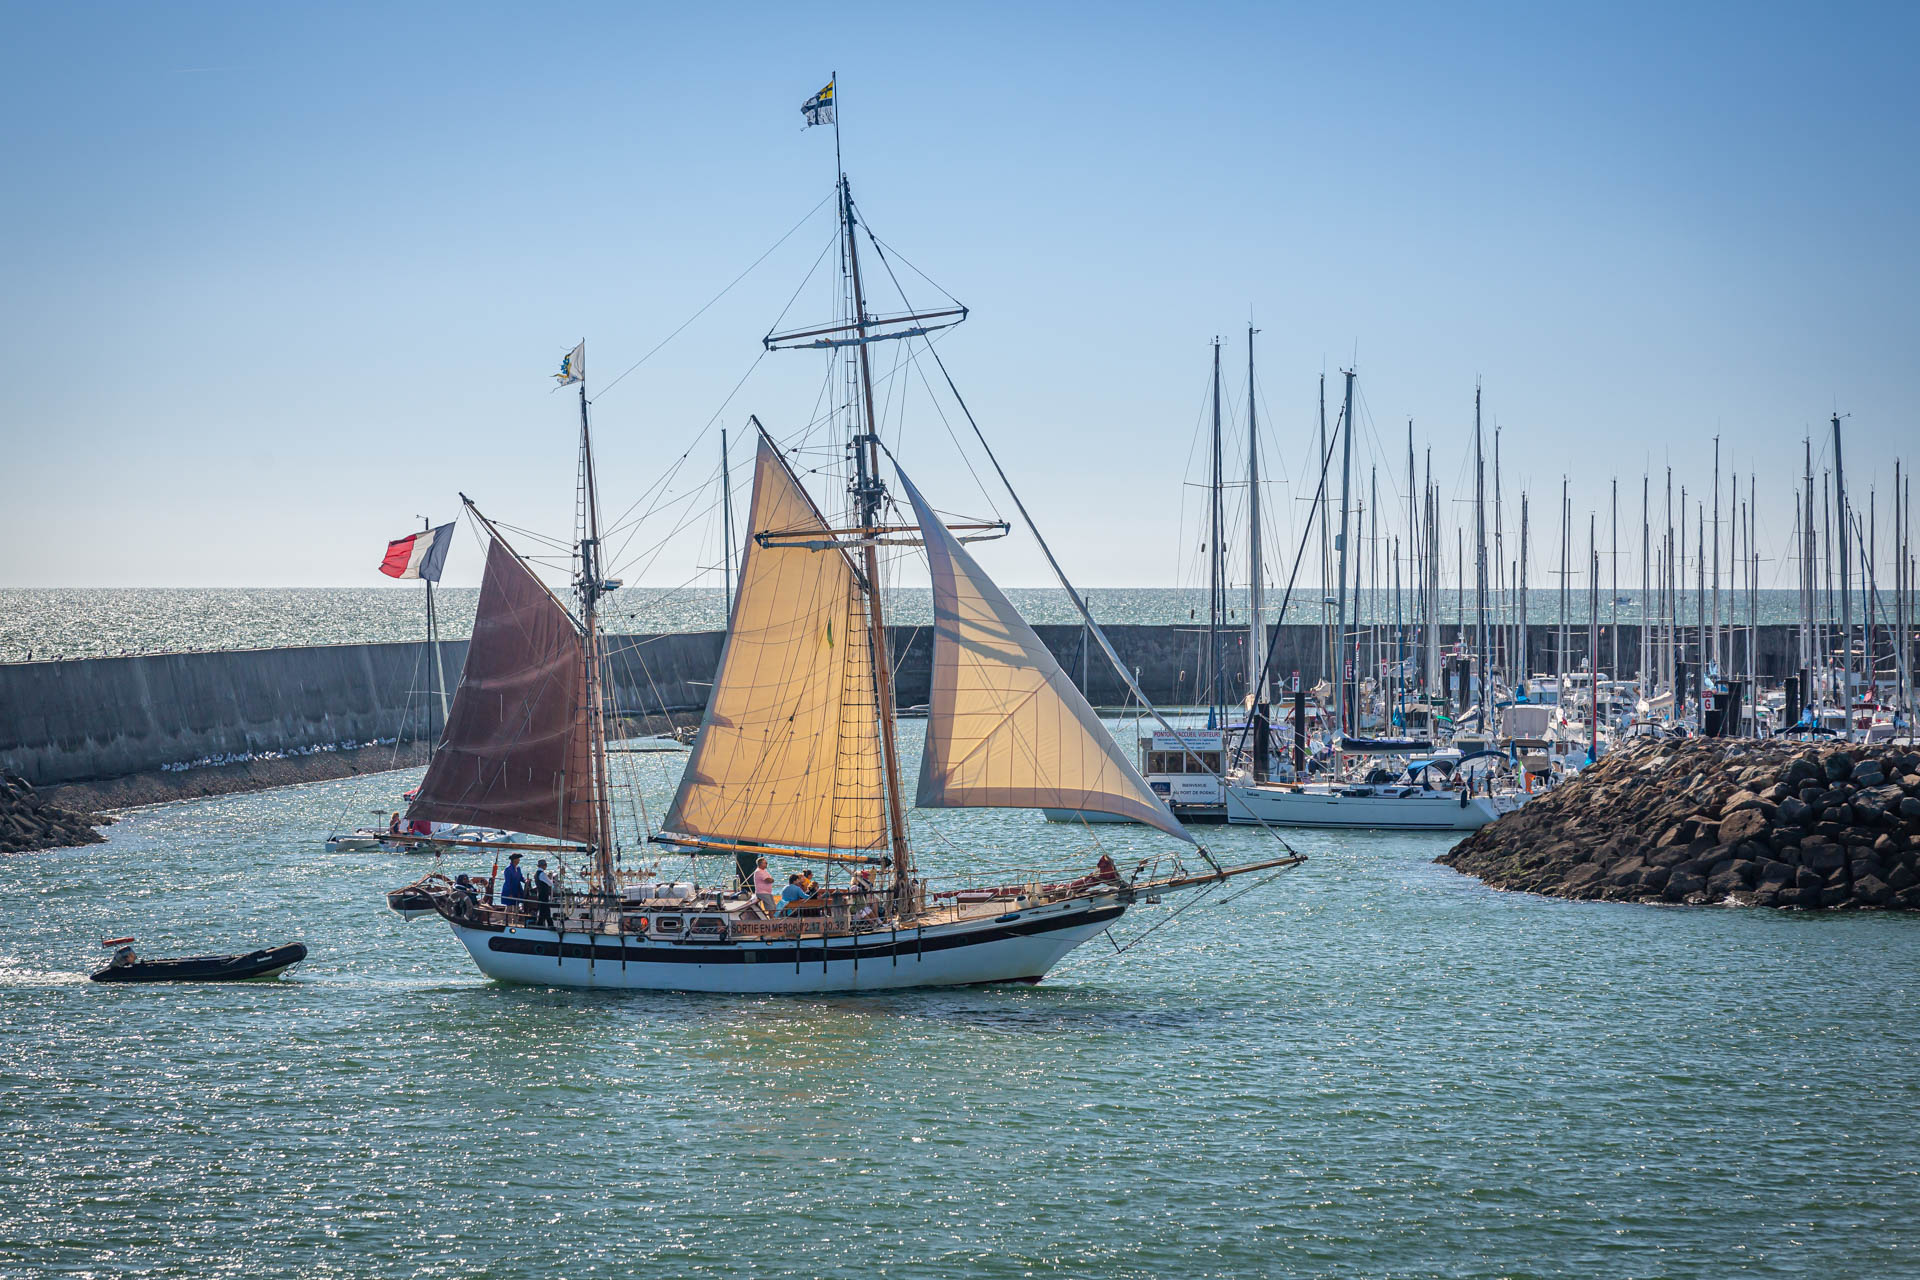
[
  {"left": 0, "top": 587, "right": 1814, "bottom": 663},
  {"left": 4, "top": 719, "right": 1916, "bottom": 1278}
]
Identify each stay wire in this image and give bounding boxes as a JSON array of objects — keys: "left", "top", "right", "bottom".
[{"left": 595, "top": 194, "right": 833, "bottom": 402}]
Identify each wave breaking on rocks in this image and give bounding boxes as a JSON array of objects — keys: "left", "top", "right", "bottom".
[{"left": 1438, "top": 739, "right": 1920, "bottom": 909}]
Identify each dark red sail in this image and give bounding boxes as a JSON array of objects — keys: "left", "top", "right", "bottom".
[{"left": 406, "top": 539, "right": 597, "bottom": 844}]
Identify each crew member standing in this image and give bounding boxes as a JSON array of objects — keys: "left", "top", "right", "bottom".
[{"left": 500, "top": 853, "right": 527, "bottom": 916}]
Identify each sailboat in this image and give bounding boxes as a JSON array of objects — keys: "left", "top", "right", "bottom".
[
  {"left": 1226, "top": 377, "right": 1526, "bottom": 830},
  {"left": 390, "top": 111, "right": 1299, "bottom": 991}
]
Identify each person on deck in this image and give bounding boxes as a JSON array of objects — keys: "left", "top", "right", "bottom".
[
  {"left": 388, "top": 812, "right": 402, "bottom": 835},
  {"left": 1095, "top": 853, "right": 1120, "bottom": 884},
  {"left": 799, "top": 870, "right": 817, "bottom": 896},
  {"left": 751, "top": 858, "right": 776, "bottom": 912},
  {"left": 500, "top": 853, "right": 527, "bottom": 916},
  {"left": 777, "top": 874, "right": 809, "bottom": 916},
  {"left": 851, "top": 866, "right": 876, "bottom": 898},
  {"left": 531, "top": 860, "right": 555, "bottom": 928},
  {"left": 451, "top": 874, "right": 479, "bottom": 919}
]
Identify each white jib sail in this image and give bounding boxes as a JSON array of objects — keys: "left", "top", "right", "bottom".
[
  {"left": 896, "top": 464, "right": 1194, "bottom": 843},
  {"left": 661, "top": 438, "right": 886, "bottom": 851}
]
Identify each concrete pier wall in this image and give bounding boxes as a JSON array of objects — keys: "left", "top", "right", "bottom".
[{"left": 0, "top": 624, "right": 1903, "bottom": 787}]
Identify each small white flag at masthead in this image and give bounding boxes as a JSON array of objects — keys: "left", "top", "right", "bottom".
[{"left": 554, "top": 340, "right": 584, "bottom": 387}]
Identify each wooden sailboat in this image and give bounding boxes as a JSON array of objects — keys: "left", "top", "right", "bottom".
[{"left": 391, "top": 141, "right": 1299, "bottom": 991}]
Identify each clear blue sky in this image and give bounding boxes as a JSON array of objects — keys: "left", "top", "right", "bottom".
[{"left": 3, "top": 2, "right": 1915, "bottom": 594}]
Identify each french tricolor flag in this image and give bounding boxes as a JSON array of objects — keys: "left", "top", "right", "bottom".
[{"left": 379, "top": 523, "right": 455, "bottom": 582}]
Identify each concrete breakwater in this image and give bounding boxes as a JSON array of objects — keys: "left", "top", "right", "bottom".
[
  {"left": 0, "top": 621, "right": 1834, "bottom": 792},
  {"left": 1440, "top": 740, "right": 1920, "bottom": 909}
]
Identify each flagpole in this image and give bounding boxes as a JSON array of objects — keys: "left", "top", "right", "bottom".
[
  {"left": 421, "top": 515, "right": 438, "bottom": 745},
  {"left": 831, "top": 70, "right": 841, "bottom": 180}
]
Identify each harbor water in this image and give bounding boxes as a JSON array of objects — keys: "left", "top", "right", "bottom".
[{"left": 3, "top": 720, "right": 1915, "bottom": 1278}]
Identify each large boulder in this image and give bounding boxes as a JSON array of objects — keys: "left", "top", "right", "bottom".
[{"left": 1718, "top": 808, "right": 1771, "bottom": 846}]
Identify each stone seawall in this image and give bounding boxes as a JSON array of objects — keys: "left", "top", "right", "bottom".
[
  {"left": 1440, "top": 740, "right": 1920, "bottom": 909},
  {"left": 0, "top": 622, "right": 1848, "bottom": 791}
]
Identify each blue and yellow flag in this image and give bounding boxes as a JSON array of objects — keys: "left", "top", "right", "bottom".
[
  {"left": 802, "top": 79, "right": 834, "bottom": 127},
  {"left": 554, "top": 340, "right": 584, "bottom": 387}
]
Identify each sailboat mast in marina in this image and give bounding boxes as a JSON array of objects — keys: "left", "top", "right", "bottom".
[{"left": 391, "top": 80, "right": 1301, "bottom": 992}]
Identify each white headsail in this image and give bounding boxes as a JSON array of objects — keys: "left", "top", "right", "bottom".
[
  {"left": 660, "top": 438, "right": 886, "bottom": 852},
  {"left": 897, "top": 465, "right": 1193, "bottom": 843}
]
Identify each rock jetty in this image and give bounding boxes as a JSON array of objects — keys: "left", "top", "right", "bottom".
[
  {"left": 1439, "top": 740, "right": 1920, "bottom": 909},
  {"left": 1, "top": 771, "right": 112, "bottom": 853}
]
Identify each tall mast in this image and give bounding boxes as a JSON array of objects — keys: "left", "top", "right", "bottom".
[
  {"left": 1824, "top": 470, "right": 1834, "bottom": 704},
  {"left": 1424, "top": 449, "right": 1437, "bottom": 696},
  {"left": 838, "top": 173, "right": 912, "bottom": 884},
  {"left": 1610, "top": 477, "right": 1619, "bottom": 679},
  {"left": 1695, "top": 500, "right": 1705, "bottom": 724},
  {"left": 1245, "top": 325, "right": 1267, "bottom": 711},
  {"left": 1732, "top": 471, "right": 1742, "bottom": 696},
  {"left": 1557, "top": 477, "right": 1568, "bottom": 696},
  {"left": 1519, "top": 491, "right": 1530, "bottom": 690},
  {"left": 1208, "top": 338, "right": 1225, "bottom": 727},
  {"left": 1334, "top": 369, "right": 1356, "bottom": 745},
  {"left": 1369, "top": 467, "right": 1379, "bottom": 727},
  {"left": 1834, "top": 413, "right": 1851, "bottom": 740},
  {"left": 1899, "top": 461, "right": 1911, "bottom": 717},
  {"left": 1319, "top": 376, "right": 1330, "bottom": 691},
  {"left": 1640, "top": 474, "right": 1649, "bottom": 701},
  {"left": 1473, "top": 384, "right": 1488, "bottom": 721},
  {"left": 1588, "top": 511, "right": 1599, "bottom": 756},
  {"left": 1712, "top": 435, "right": 1721, "bottom": 677},
  {"left": 1406, "top": 422, "right": 1418, "bottom": 696},
  {"left": 720, "top": 427, "right": 736, "bottom": 617},
  {"left": 1665, "top": 469, "right": 1674, "bottom": 702},
  {"left": 1801, "top": 441, "right": 1814, "bottom": 674},
  {"left": 1681, "top": 484, "right": 1690, "bottom": 712},
  {"left": 1493, "top": 424, "right": 1505, "bottom": 689},
  {"left": 571, "top": 346, "right": 616, "bottom": 890}
]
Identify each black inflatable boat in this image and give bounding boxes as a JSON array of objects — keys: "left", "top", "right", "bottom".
[{"left": 90, "top": 942, "right": 308, "bottom": 983}]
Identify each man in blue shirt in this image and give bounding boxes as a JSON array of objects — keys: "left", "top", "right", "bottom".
[
  {"left": 777, "top": 874, "right": 810, "bottom": 916},
  {"left": 500, "top": 853, "right": 527, "bottom": 917}
]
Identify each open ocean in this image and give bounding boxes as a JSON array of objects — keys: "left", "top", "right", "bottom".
[
  {"left": 0, "top": 587, "right": 1823, "bottom": 664},
  {"left": 3, "top": 718, "right": 1916, "bottom": 1278}
]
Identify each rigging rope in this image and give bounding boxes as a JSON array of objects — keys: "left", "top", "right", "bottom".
[{"left": 595, "top": 194, "right": 833, "bottom": 402}]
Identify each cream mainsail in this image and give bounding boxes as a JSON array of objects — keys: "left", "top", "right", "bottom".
[
  {"left": 897, "top": 466, "right": 1193, "bottom": 843},
  {"left": 660, "top": 438, "right": 886, "bottom": 851}
]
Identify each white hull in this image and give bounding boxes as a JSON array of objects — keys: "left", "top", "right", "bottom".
[
  {"left": 1225, "top": 783, "right": 1519, "bottom": 830},
  {"left": 442, "top": 896, "right": 1127, "bottom": 993},
  {"left": 1040, "top": 808, "right": 1135, "bottom": 825}
]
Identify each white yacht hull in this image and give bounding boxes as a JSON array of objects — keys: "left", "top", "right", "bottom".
[
  {"left": 1039, "top": 808, "right": 1135, "bottom": 825},
  {"left": 442, "top": 896, "right": 1127, "bottom": 993},
  {"left": 1225, "top": 784, "right": 1519, "bottom": 830}
]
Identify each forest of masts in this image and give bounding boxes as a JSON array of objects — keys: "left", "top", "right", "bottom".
[{"left": 1188, "top": 348, "right": 1916, "bottom": 735}]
